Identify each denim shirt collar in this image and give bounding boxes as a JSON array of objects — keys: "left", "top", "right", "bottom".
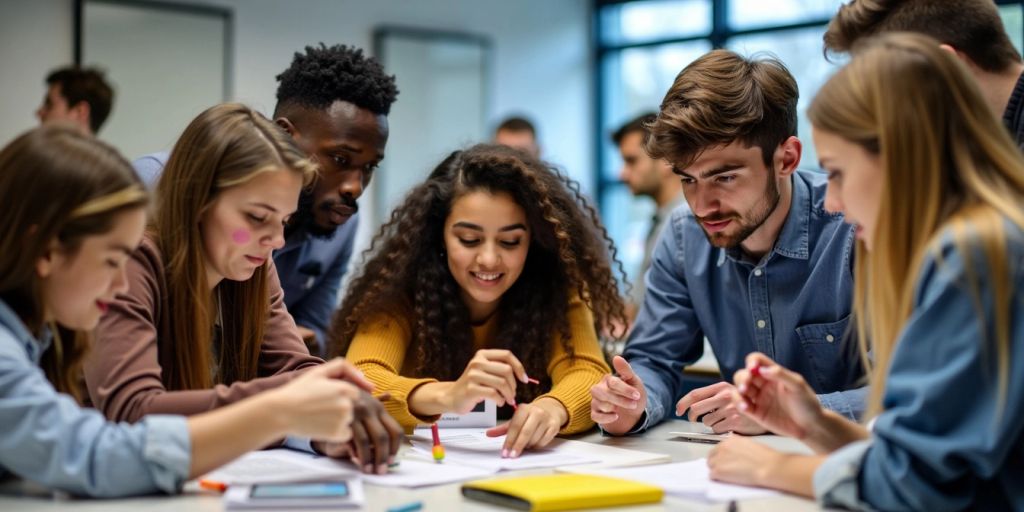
[
  {"left": 723, "top": 173, "right": 811, "bottom": 264},
  {"left": 0, "top": 298, "right": 52, "bottom": 363}
]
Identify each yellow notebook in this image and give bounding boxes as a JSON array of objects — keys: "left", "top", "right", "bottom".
[{"left": 461, "top": 474, "right": 664, "bottom": 511}]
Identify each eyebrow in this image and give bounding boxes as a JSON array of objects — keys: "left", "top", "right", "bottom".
[
  {"left": 328, "top": 143, "right": 384, "bottom": 162},
  {"left": 452, "top": 221, "right": 528, "bottom": 232},
  {"left": 108, "top": 243, "right": 135, "bottom": 256},
  {"left": 678, "top": 163, "right": 745, "bottom": 180},
  {"left": 250, "top": 202, "right": 279, "bottom": 213}
]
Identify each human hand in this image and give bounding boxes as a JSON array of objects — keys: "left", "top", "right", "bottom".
[
  {"left": 448, "top": 349, "right": 527, "bottom": 413},
  {"left": 707, "top": 435, "right": 785, "bottom": 487},
  {"left": 731, "top": 353, "right": 824, "bottom": 439},
  {"left": 589, "top": 356, "right": 646, "bottom": 435},
  {"left": 485, "top": 397, "right": 567, "bottom": 457},
  {"left": 675, "top": 381, "right": 767, "bottom": 434},
  {"left": 275, "top": 358, "right": 360, "bottom": 441},
  {"left": 312, "top": 391, "right": 404, "bottom": 475}
]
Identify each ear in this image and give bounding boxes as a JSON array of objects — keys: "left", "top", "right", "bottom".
[
  {"left": 35, "top": 238, "right": 63, "bottom": 279},
  {"left": 775, "top": 136, "right": 802, "bottom": 178},
  {"left": 938, "top": 43, "right": 977, "bottom": 69},
  {"left": 69, "top": 101, "right": 91, "bottom": 129},
  {"left": 275, "top": 116, "right": 298, "bottom": 137}
]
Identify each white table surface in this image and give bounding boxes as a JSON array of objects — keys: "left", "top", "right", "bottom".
[{"left": 0, "top": 419, "right": 830, "bottom": 511}]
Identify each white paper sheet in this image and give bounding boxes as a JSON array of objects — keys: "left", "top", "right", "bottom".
[
  {"left": 409, "top": 429, "right": 600, "bottom": 471},
  {"left": 567, "top": 459, "right": 780, "bottom": 502},
  {"left": 202, "top": 449, "right": 358, "bottom": 485},
  {"left": 360, "top": 458, "right": 495, "bottom": 487}
]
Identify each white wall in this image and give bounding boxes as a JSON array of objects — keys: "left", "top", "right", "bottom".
[
  {"left": 0, "top": 0, "right": 593, "bottom": 250},
  {"left": 0, "top": 0, "right": 73, "bottom": 147}
]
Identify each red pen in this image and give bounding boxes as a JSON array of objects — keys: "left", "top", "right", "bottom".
[{"left": 431, "top": 423, "right": 445, "bottom": 462}]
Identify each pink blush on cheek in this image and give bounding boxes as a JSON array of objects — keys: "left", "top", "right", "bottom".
[{"left": 231, "top": 229, "right": 252, "bottom": 244}]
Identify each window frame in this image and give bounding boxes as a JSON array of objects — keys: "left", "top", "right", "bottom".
[{"left": 593, "top": 0, "right": 1024, "bottom": 225}]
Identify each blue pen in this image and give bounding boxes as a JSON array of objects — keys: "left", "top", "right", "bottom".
[{"left": 387, "top": 501, "right": 423, "bottom": 512}]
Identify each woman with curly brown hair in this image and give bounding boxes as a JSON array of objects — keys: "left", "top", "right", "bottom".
[{"left": 332, "top": 144, "right": 626, "bottom": 457}]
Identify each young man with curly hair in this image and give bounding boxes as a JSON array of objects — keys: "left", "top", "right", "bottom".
[{"left": 130, "top": 44, "right": 402, "bottom": 475}]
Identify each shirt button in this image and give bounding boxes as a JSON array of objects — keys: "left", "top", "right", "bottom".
[
  {"left": 757, "top": 319, "right": 766, "bottom": 329},
  {"left": 826, "top": 334, "right": 835, "bottom": 343},
  {"left": 753, "top": 268, "right": 763, "bottom": 276}
]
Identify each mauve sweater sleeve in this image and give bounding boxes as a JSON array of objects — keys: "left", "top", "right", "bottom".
[{"left": 84, "top": 236, "right": 323, "bottom": 423}]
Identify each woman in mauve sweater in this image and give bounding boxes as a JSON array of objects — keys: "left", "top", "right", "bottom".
[{"left": 331, "top": 144, "right": 627, "bottom": 457}]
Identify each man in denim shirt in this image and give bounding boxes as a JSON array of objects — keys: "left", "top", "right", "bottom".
[{"left": 591, "top": 49, "right": 865, "bottom": 435}]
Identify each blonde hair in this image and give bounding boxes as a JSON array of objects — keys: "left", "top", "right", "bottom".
[
  {"left": 154, "top": 103, "right": 317, "bottom": 391},
  {"left": 0, "top": 125, "right": 148, "bottom": 401},
  {"left": 809, "top": 33, "right": 1024, "bottom": 417}
]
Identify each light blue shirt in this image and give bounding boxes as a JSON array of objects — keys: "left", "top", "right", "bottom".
[
  {"left": 623, "top": 170, "right": 865, "bottom": 432},
  {"left": 0, "top": 299, "right": 191, "bottom": 497},
  {"left": 133, "top": 151, "right": 357, "bottom": 356},
  {"left": 815, "top": 222, "right": 1024, "bottom": 511}
]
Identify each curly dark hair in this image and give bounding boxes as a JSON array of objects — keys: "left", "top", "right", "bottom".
[
  {"left": 330, "top": 144, "right": 626, "bottom": 401},
  {"left": 274, "top": 43, "right": 399, "bottom": 115}
]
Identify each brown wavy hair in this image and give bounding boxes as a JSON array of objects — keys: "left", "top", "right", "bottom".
[
  {"left": 0, "top": 125, "right": 147, "bottom": 401},
  {"left": 153, "top": 103, "right": 317, "bottom": 391},
  {"left": 645, "top": 49, "right": 798, "bottom": 171},
  {"left": 330, "top": 144, "right": 626, "bottom": 400}
]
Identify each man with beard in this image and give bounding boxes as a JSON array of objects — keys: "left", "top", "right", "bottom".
[
  {"left": 612, "top": 112, "right": 687, "bottom": 323},
  {"left": 591, "top": 50, "right": 864, "bottom": 436},
  {"left": 133, "top": 44, "right": 402, "bottom": 475}
]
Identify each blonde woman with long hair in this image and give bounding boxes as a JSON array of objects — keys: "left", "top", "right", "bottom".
[{"left": 707, "top": 33, "right": 1024, "bottom": 510}]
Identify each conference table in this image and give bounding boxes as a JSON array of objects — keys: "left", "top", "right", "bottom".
[{"left": 0, "top": 420, "right": 827, "bottom": 511}]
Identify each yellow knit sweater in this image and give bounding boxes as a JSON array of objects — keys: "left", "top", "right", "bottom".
[{"left": 346, "top": 297, "right": 610, "bottom": 434}]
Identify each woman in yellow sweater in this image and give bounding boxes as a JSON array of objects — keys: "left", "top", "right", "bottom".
[{"left": 331, "top": 144, "right": 626, "bottom": 457}]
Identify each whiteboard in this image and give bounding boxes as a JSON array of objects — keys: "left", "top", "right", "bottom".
[{"left": 81, "top": 0, "right": 230, "bottom": 159}]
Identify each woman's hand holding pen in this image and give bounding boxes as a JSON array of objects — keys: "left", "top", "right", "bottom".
[
  {"left": 448, "top": 349, "right": 528, "bottom": 413},
  {"left": 731, "top": 352, "right": 824, "bottom": 441},
  {"left": 486, "top": 397, "right": 567, "bottom": 457}
]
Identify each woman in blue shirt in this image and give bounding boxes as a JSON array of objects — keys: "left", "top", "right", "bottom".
[
  {"left": 0, "top": 125, "right": 366, "bottom": 497},
  {"left": 706, "top": 33, "right": 1024, "bottom": 510}
]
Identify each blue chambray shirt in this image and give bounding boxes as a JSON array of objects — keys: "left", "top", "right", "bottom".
[
  {"left": 815, "top": 222, "right": 1024, "bottom": 511},
  {"left": 0, "top": 299, "right": 191, "bottom": 497},
  {"left": 623, "top": 170, "right": 865, "bottom": 431}
]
